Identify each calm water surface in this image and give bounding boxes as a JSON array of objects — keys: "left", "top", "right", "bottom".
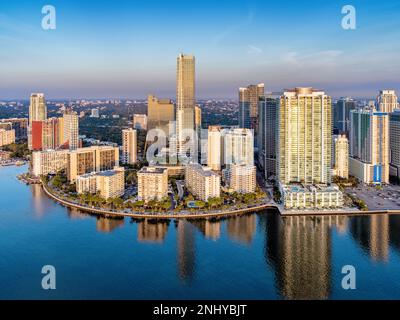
[{"left": 1, "top": 165, "right": 400, "bottom": 299}]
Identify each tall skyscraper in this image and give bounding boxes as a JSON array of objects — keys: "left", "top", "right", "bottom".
[
  {"left": 390, "top": 110, "right": 400, "bottom": 180},
  {"left": 258, "top": 93, "right": 280, "bottom": 179},
  {"left": 333, "top": 97, "right": 357, "bottom": 135},
  {"left": 122, "top": 128, "right": 137, "bottom": 165},
  {"left": 238, "top": 83, "right": 264, "bottom": 135},
  {"left": 28, "top": 93, "right": 47, "bottom": 150},
  {"left": 278, "top": 87, "right": 332, "bottom": 185},
  {"left": 332, "top": 135, "right": 349, "bottom": 179},
  {"left": 349, "top": 108, "right": 389, "bottom": 184},
  {"left": 176, "top": 54, "right": 196, "bottom": 161},
  {"left": 377, "top": 90, "right": 398, "bottom": 113},
  {"left": 29, "top": 93, "right": 47, "bottom": 125}
]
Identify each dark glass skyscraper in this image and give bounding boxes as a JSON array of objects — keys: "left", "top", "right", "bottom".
[{"left": 333, "top": 97, "right": 356, "bottom": 135}]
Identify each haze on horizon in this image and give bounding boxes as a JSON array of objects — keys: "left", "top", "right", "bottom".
[{"left": 1, "top": 0, "right": 400, "bottom": 100}]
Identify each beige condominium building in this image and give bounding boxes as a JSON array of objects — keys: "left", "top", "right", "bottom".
[
  {"left": 122, "top": 128, "right": 137, "bottom": 165},
  {"left": 185, "top": 163, "right": 220, "bottom": 202},
  {"left": 31, "top": 149, "right": 69, "bottom": 176},
  {"left": 29, "top": 93, "right": 47, "bottom": 126},
  {"left": 176, "top": 54, "right": 196, "bottom": 160},
  {"left": 224, "top": 164, "right": 256, "bottom": 194},
  {"left": 277, "top": 87, "right": 342, "bottom": 209},
  {"left": 67, "top": 146, "right": 119, "bottom": 182},
  {"left": 63, "top": 111, "right": 79, "bottom": 150},
  {"left": 76, "top": 167, "right": 125, "bottom": 199},
  {"left": 147, "top": 95, "right": 175, "bottom": 136},
  {"left": 0, "top": 128, "right": 15, "bottom": 147},
  {"left": 223, "top": 128, "right": 254, "bottom": 166},
  {"left": 349, "top": 108, "right": 389, "bottom": 184},
  {"left": 332, "top": 135, "right": 349, "bottom": 179},
  {"left": 377, "top": 90, "right": 398, "bottom": 113},
  {"left": 137, "top": 166, "right": 168, "bottom": 202},
  {"left": 207, "top": 126, "right": 223, "bottom": 171}
]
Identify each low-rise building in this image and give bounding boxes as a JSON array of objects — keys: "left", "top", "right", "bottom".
[
  {"left": 137, "top": 166, "right": 168, "bottom": 202},
  {"left": 280, "top": 183, "right": 344, "bottom": 210},
  {"left": 76, "top": 167, "right": 125, "bottom": 199},
  {"left": 185, "top": 163, "right": 221, "bottom": 201},
  {"left": 0, "top": 150, "right": 12, "bottom": 162},
  {"left": 0, "top": 129, "right": 15, "bottom": 147}
]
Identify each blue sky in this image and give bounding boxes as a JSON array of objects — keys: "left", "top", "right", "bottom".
[{"left": 1, "top": 0, "right": 400, "bottom": 99}]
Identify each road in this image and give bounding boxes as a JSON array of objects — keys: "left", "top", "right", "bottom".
[{"left": 176, "top": 180, "right": 185, "bottom": 199}]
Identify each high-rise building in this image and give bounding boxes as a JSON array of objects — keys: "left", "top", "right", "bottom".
[
  {"left": 147, "top": 95, "right": 175, "bottom": 135},
  {"left": 176, "top": 54, "right": 196, "bottom": 160},
  {"left": 223, "top": 128, "right": 254, "bottom": 166},
  {"left": 277, "top": 88, "right": 342, "bottom": 209},
  {"left": 133, "top": 114, "right": 148, "bottom": 130},
  {"left": 278, "top": 88, "right": 332, "bottom": 185},
  {"left": 31, "top": 118, "right": 61, "bottom": 151},
  {"left": 223, "top": 164, "right": 256, "bottom": 194},
  {"left": 31, "top": 149, "right": 69, "bottom": 176},
  {"left": 185, "top": 164, "right": 221, "bottom": 201},
  {"left": 29, "top": 93, "right": 47, "bottom": 126},
  {"left": 76, "top": 167, "right": 125, "bottom": 199},
  {"left": 238, "top": 83, "right": 264, "bottom": 136},
  {"left": 332, "top": 135, "right": 349, "bottom": 179},
  {"left": 28, "top": 93, "right": 47, "bottom": 150},
  {"left": 63, "top": 111, "right": 79, "bottom": 150},
  {"left": 137, "top": 167, "right": 168, "bottom": 202},
  {"left": 258, "top": 93, "right": 280, "bottom": 179},
  {"left": 207, "top": 126, "right": 223, "bottom": 171},
  {"left": 122, "top": 128, "right": 137, "bottom": 165},
  {"left": 333, "top": 97, "right": 357, "bottom": 135},
  {"left": 377, "top": 90, "right": 398, "bottom": 113},
  {"left": 390, "top": 110, "right": 400, "bottom": 179},
  {"left": 349, "top": 108, "right": 389, "bottom": 184},
  {"left": 67, "top": 146, "right": 119, "bottom": 181}
]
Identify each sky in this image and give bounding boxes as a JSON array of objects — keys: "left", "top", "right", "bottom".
[{"left": 1, "top": 0, "right": 400, "bottom": 99}]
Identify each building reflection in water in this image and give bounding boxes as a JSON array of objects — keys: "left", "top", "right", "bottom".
[
  {"left": 137, "top": 219, "right": 169, "bottom": 243},
  {"left": 191, "top": 219, "right": 221, "bottom": 240},
  {"left": 67, "top": 207, "right": 90, "bottom": 220},
  {"left": 177, "top": 220, "right": 196, "bottom": 283},
  {"left": 226, "top": 214, "right": 256, "bottom": 245},
  {"left": 350, "top": 214, "right": 389, "bottom": 262},
  {"left": 96, "top": 216, "right": 124, "bottom": 233},
  {"left": 262, "top": 211, "right": 348, "bottom": 300},
  {"left": 389, "top": 215, "right": 400, "bottom": 252},
  {"left": 30, "top": 184, "right": 47, "bottom": 218}
]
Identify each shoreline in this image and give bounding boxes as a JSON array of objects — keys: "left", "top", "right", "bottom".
[
  {"left": 40, "top": 181, "right": 400, "bottom": 219},
  {"left": 41, "top": 182, "right": 276, "bottom": 219}
]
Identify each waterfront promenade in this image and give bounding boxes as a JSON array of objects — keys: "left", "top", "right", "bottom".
[{"left": 40, "top": 181, "right": 400, "bottom": 219}]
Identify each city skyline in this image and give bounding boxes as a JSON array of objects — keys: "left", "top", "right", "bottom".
[{"left": 1, "top": 0, "right": 400, "bottom": 99}]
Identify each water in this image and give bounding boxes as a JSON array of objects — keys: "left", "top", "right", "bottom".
[{"left": 1, "top": 165, "right": 400, "bottom": 300}]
